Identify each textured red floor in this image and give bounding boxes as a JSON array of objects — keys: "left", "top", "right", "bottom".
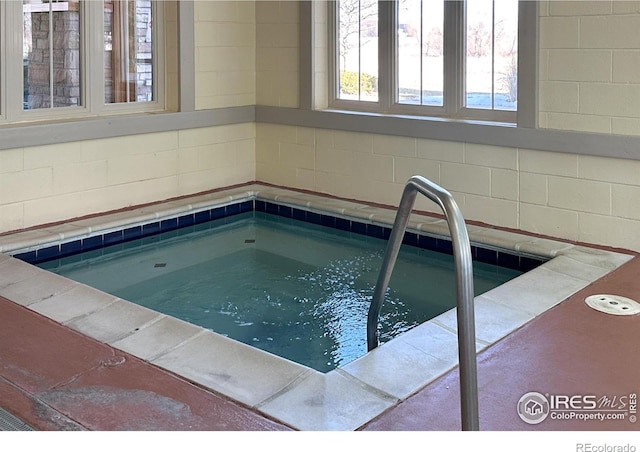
[
  {"left": 2, "top": 256, "right": 640, "bottom": 431},
  {"left": 0, "top": 297, "right": 290, "bottom": 431}
]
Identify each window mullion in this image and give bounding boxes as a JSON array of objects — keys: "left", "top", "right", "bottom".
[
  {"left": 327, "top": 1, "right": 338, "bottom": 104},
  {"left": 358, "top": 1, "right": 362, "bottom": 99},
  {"left": 48, "top": 3, "right": 54, "bottom": 108},
  {"left": 378, "top": 0, "right": 393, "bottom": 112},
  {"left": 4, "top": 1, "right": 22, "bottom": 121},
  {"left": 85, "top": 0, "right": 101, "bottom": 113},
  {"left": 491, "top": 0, "right": 496, "bottom": 110},
  {"left": 443, "top": 0, "right": 464, "bottom": 116},
  {"left": 517, "top": 0, "right": 538, "bottom": 128},
  {"left": 0, "top": 1, "right": 3, "bottom": 119},
  {"left": 0, "top": 0, "right": 9, "bottom": 120}
]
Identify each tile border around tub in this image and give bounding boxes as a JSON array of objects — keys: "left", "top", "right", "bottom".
[
  {"left": 0, "top": 183, "right": 562, "bottom": 263},
  {"left": 8, "top": 195, "right": 545, "bottom": 275},
  {"left": 253, "top": 200, "right": 546, "bottom": 273},
  {"left": 0, "top": 183, "right": 635, "bottom": 431},
  {"left": 9, "top": 200, "right": 254, "bottom": 265}
]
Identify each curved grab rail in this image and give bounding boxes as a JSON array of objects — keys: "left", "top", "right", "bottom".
[{"left": 366, "top": 175, "right": 479, "bottom": 431}]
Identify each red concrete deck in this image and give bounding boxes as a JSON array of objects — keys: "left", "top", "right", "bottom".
[
  {"left": 0, "top": 296, "right": 289, "bottom": 431},
  {"left": 1, "top": 255, "right": 640, "bottom": 431}
]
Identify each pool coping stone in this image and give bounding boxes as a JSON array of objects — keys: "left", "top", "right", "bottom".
[{"left": 0, "top": 183, "right": 634, "bottom": 431}]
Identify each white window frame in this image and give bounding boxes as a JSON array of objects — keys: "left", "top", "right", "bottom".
[
  {"left": 0, "top": 0, "right": 165, "bottom": 125},
  {"left": 328, "top": 0, "right": 533, "bottom": 125}
]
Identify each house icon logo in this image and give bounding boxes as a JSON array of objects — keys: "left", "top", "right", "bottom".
[{"left": 517, "top": 392, "right": 550, "bottom": 424}]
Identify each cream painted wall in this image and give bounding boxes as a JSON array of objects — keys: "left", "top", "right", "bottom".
[
  {"left": 194, "top": 0, "right": 256, "bottom": 109},
  {"left": 255, "top": 1, "right": 299, "bottom": 107},
  {"left": 538, "top": 0, "right": 640, "bottom": 134},
  {"left": 254, "top": 0, "right": 640, "bottom": 252},
  {"left": 256, "top": 123, "right": 640, "bottom": 251},
  {"left": 0, "top": 123, "right": 255, "bottom": 232}
]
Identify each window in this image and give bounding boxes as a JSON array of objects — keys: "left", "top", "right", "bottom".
[
  {"left": 22, "top": 0, "right": 82, "bottom": 110},
  {"left": 103, "top": 0, "right": 155, "bottom": 104},
  {"left": 335, "top": 0, "right": 378, "bottom": 102},
  {"left": 2, "top": 0, "right": 165, "bottom": 123},
  {"left": 331, "top": 0, "right": 522, "bottom": 123}
]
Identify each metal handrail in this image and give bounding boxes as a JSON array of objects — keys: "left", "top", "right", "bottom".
[{"left": 366, "top": 175, "right": 479, "bottom": 431}]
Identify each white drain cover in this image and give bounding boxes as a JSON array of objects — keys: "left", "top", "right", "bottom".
[{"left": 585, "top": 294, "right": 640, "bottom": 316}]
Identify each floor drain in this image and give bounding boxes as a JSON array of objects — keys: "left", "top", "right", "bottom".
[{"left": 585, "top": 294, "right": 640, "bottom": 316}]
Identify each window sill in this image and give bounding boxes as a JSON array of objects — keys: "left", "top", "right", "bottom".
[
  {"left": 0, "top": 106, "right": 255, "bottom": 151},
  {"left": 321, "top": 108, "right": 518, "bottom": 129},
  {"left": 254, "top": 105, "right": 640, "bottom": 161}
]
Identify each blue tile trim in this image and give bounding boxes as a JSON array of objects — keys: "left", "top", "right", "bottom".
[
  {"left": 367, "top": 224, "right": 385, "bottom": 240},
  {"left": 160, "top": 218, "right": 178, "bottom": 233},
  {"left": 178, "top": 215, "right": 195, "bottom": 228},
  {"left": 210, "top": 206, "right": 226, "bottom": 220},
  {"left": 82, "top": 235, "right": 103, "bottom": 252},
  {"left": 123, "top": 226, "right": 143, "bottom": 242},
  {"left": 104, "top": 231, "right": 123, "bottom": 247},
  {"left": 476, "top": 247, "right": 498, "bottom": 266},
  {"left": 292, "top": 208, "right": 306, "bottom": 221},
  {"left": 320, "top": 214, "right": 336, "bottom": 229},
  {"left": 351, "top": 221, "right": 367, "bottom": 236},
  {"left": 265, "top": 202, "right": 279, "bottom": 215},
  {"left": 14, "top": 250, "right": 36, "bottom": 263},
  {"left": 403, "top": 231, "right": 419, "bottom": 247},
  {"left": 418, "top": 234, "right": 437, "bottom": 250},
  {"left": 14, "top": 199, "right": 544, "bottom": 273},
  {"left": 60, "top": 240, "right": 82, "bottom": 258},
  {"left": 37, "top": 245, "right": 60, "bottom": 262},
  {"left": 194, "top": 210, "right": 210, "bottom": 224},
  {"left": 335, "top": 217, "right": 351, "bottom": 232},
  {"left": 255, "top": 200, "right": 266, "bottom": 213},
  {"left": 279, "top": 205, "right": 293, "bottom": 218},
  {"left": 307, "top": 211, "right": 323, "bottom": 226},
  {"left": 498, "top": 251, "right": 521, "bottom": 270},
  {"left": 519, "top": 256, "right": 547, "bottom": 272}
]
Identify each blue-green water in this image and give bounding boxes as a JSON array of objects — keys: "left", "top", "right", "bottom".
[{"left": 43, "top": 212, "right": 522, "bottom": 372}]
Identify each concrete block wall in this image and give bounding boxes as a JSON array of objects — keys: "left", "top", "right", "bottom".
[
  {"left": 0, "top": 123, "right": 255, "bottom": 233},
  {"left": 255, "top": 125, "right": 520, "bottom": 227},
  {"left": 194, "top": 0, "right": 256, "bottom": 109},
  {"left": 256, "top": 125, "right": 640, "bottom": 251},
  {"left": 255, "top": 1, "right": 299, "bottom": 107},
  {"left": 539, "top": 0, "right": 640, "bottom": 133}
]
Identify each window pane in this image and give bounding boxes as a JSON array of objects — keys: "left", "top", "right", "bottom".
[
  {"left": 104, "top": 0, "right": 153, "bottom": 104},
  {"left": 397, "top": 0, "right": 443, "bottom": 107},
  {"left": 465, "top": 0, "right": 518, "bottom": 111},
  {"left": 23, "top": 0, "right": 81, "bottom": 110},
  {"left": 337, "top": 0, "right": 378, "bottom": 102}
]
